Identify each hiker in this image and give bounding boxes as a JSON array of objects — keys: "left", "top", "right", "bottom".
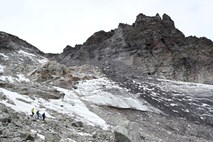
[
  {"left": 36, "top": 110, "right": 40, "bottom": 119},
  {"left": 42, "top": 113, "right": 46, "bottom": 121},
  {"left": 31, "top": 108, "right": 35, "bottom": 117},
  {"left": 61, "top": 93, "right": 65, "bottom": 101}
]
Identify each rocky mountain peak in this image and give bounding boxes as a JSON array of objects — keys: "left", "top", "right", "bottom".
[
  {"left": 84, "top": 30, "right": 114, "bottom": 46},
  {"left": 134, "top": 13, "right": 175, "bottom": 28},
  {"left": 134, "top": 13, "right": 161, "bottom": 26},
  {"left": 56, "top": 13, "right": 213, "bottom": 84},
  {"left": 0, "top": 31, "right": 43, "bottom": 55},
  {"left": 81, "top": 13, "right": 178, "bottom": 48},
  {"left": 162, "top": 13, "right": 175, "bottom": 26}
]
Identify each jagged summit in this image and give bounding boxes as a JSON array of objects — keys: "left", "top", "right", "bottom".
[
  {"left": 82, "top": 13, "right": 183, "bottom": 47},
  {"left": 134, "top": 13, "right": 175, "bottom": 27},
  {"left": 84, "top": 30, "right": 115, "bottom": 46},
  {"left": 56, "top": 13, "right": 213, "bottom": 84}
]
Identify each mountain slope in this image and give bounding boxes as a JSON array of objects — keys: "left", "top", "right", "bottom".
[
  {"left": 49, "top": 13, "right": 213, "bottom": 126},
  {"left": 0, "top": 31, "right": 43, "bottom": 55},
  {"left": 1, "top": 14, "right": 213, "bottom": 142}
]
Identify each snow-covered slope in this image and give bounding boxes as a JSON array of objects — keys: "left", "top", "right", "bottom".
[
  {"left": 0, "top": 75, "right": 163, "bottom": 129},
  {"left": 0, "top": 87, "right": 108, "bottom": 129}
]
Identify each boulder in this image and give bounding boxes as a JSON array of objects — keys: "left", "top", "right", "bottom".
[
  {"left": 71, "top": 121, "right": 83, "bottom": 127},
  {"left": 113, "top": 120, "right": 142, "bottom": 142},
  {"left": 45, "top": 132, "right": 61, "bottom": 142},
  {"left": 19, "top": 129, "right": 39, "bottom": 141}
]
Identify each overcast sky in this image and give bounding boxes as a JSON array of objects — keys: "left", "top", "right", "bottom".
[{"left": 0, "top": 0, "right": 212, "bottom": 53}]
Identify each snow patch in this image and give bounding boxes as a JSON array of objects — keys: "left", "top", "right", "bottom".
[
  {"left": 0, "top": 76, "right": 15, "bottom": 83},
  {"left": 18, "top": 50, "right": 36, "bottom": 57},
  {"left": 0, "top": 75, "right": 29, "bottom": 83},
  {"left": 77, "top": 132, "right": 92, "bottom": 136},
  {"left": 17, "top": 74, "right": 30, "bottom": 82},
  {"left": 202, "top": 103, "right": 210, "bottom": 107},
  {"left": 30, "top": 130, "right": 45, "bottom": 140},
  {"left": 0, "top": 53, "right": 9, "bottom": 60},
  {"left": 37, "top": 133, "right": 45, "bottom": 140},
  {"left": 0, "top": 88, "right": 51, "bottom": 117},
  {"left": 158, "top": 78, "right": 213, "bottom": 97},
  {"left": 170, "top": 103, "right": 178, "bottom": 106},
  {"left": 0, "top": 64, "right": 5, "bottom": 73},
  {"left": 18, "top": 50, "right": 48, "bottom": 64},
  {"left": 51, "top": 87, "right": 109, "bottom": 129},
  {"left": 0, "top": 87, "right": 109, "bottom": 130},
  {"left": 37, "top": 58, "right": 48, "bottom": 64}
]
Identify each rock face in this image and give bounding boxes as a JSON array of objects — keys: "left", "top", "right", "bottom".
[
  {"left": 0, "top": 31, "right": 43, "bottom": 55},
  {"left": 29, "top": 61, "right": 103, "bottom": 89},
  {"left": 55, "top": 13, "right": 213, "bottom": 84}
]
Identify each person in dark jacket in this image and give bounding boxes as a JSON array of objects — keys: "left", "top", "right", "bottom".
[
  {"left": 36, "top": 110, "right": 40, "bottom": 119},
  {"left": 42, "top": 113, "right": 46, "bottom": 121}
]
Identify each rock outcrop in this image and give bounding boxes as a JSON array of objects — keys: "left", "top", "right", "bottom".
[
  {"left": 29, "top": 61, "right": 102, "bottom": 89},
  {"left": 113, "top": 120, "right": 142, "bottom": 142},
  {"left": 55, "top": 13, "right": 213, "bottom": 84},
  {"left": 0, "top": 31, "right": 44, "bottom": 55}
]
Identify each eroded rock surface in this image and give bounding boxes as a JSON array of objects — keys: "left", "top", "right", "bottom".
[{"left": 55, "top": 13, "right": 213, "bottom": 84}]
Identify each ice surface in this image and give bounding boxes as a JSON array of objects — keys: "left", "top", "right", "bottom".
[{"left": 76, "top": 78, "right": 150, "bottom": 111}]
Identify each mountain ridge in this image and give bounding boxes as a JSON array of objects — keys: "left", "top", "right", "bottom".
[
  {"left": 53, "top": 13, "right": 213, "bottom": 84},
  {"left": 1, "top": 13, "right": 213, "bottom": 142},
  {"left": 0, "top": 31, "right": 44, "bottom": 55}
]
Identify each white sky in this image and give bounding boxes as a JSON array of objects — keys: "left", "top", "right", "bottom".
[{"left": 0, "top": 0, "right": 212, "bottom": 53}]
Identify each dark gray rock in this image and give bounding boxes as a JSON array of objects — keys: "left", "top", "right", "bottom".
[
  {"left": 84, "top": 30, "right": 114, "bottom": 46},
  {"left": 113, "top": 120, "right": 142, "bottom": 142},
  {"left": 71, "top": 121, "right": 83, "bottom": 127},
  {"left": 0, "top": 31, "right": 44, "bottom": 55},
  {"left": 54, "top": 13, "right": 213, "bottom": 84}
]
